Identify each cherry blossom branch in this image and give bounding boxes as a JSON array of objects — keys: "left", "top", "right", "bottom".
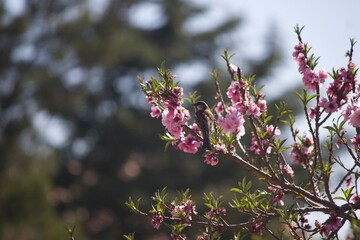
[
  {"left": 224, "top": 152, "right": 338, "bottom": 210},
  {"left": 133, "top": 25, "right": 359, "bottom": 239}
]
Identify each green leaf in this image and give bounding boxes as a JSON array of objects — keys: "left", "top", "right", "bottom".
[
  {"left": 123, "top": 232, "right": 135, "bottom": 240},
  {"left": 184, "top": 91, "right": 201, "bottom": 104},
  {"left": 125, "top": 197, "right": 142, "bottom": 213},
  {"left": 341, "top": 187, "right": 354, "bottom": 202},
  {"left": 288, "top": 114, "right": 296, "bottom": 126},
  {"left": 333, "top": 196, "right": 347, "bottom": 201},
  {"left": 323, "top": 126, "right": 336, "bottom": 133},
  {"left": 222, "top": 49, "right": 235, "bottom": 62},
  {"left": 245, "top": 181, "right": 252, "bottom": 192},
  {"left": 230, "top": 187, "right": 241, "bottom": 194},
  {"left": 159, "top": 133, "right": 176, "bottom": 151}
]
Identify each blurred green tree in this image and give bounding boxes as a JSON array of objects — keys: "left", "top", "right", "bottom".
[{"left": 0, "top": 0, "right": 283, "bottom": 239}]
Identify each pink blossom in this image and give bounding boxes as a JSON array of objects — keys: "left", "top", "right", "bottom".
[
  {"left": 267, "top": 186, "right": 278, "bottom": 193},
  {"left": 229, "top": 63, "right": 238, "bottom": 75},
  {"left": 161, "top": 107, "right": 190, "bottom": 139},
  {"left": 327, "top": 211, "right": 342, "bottom": 232},
  {"left": 227, "top": 81, "right": 243, "bottom": 103},
  {"left": 342, "top": 105, "right": 353, "bottom": 121},
  {"left": 266, "top": 124, "right": 281, "bottom": 136},
  {"left": 309, "top": 105, "right": 317, "bottom": 119},
  {"left": 315, "top": 220, "right": 329, "bottom": 237},
  {"left": 146, "top": 95, "right": 155, "bottom": 104},
  {"left": 268, "top": 186, "right": 284, "bottom": 206},
  {"left": 171, "top": 200, "right": 196, "bottom": 223},
  {"left": 150, "top": 106, "right": 161, "bottom": 118},
  {"left": 246, "top": 102, "right": 261, "bottom": 117},
  {"left": 215, "top": 101, "right": 224, "bottom": 116},
  {"left": 335, "top": 138, "right": 343, "bottom": 149},
  {"left": 351, "top": 134, "right": 360, "bottom": 149},
  {"left": 182, "top": 200, "right": 197, "bottom": 215},
  {"left": 206, "top": 207, "right": 226, "bottom": 221},
  {"left": 284, "top": 164, "right": 294, "bottom": 176},
  {"left": 172, "top": 86, "right": 183, "bottom": 97},
  {"left": 293, "top": 43, "right": 328, "bottom": 91},
  {"left": 346, "top": 177, "right": 353, "bottom": 188},
  {"left": 251, "top": 222, "right": 263, "bottom": 235},
  {"left": 257, "top": 99, "right": 267, "bottom": 112},
  {"left": 302, "top": 69, "right": 327, "bottom": 91},
  {"left": 350, "top": 194, "right": 360, "bottom": 204},
  {"left": 169, "top": 73, "right": 177, "bottom": 80},
  {"left": 325, "top": 65, "right": 357, "bottom": 108},
  {"left": 315, "top": 211, "right": 342, "bottom": 237},
  {"left": 217, "top": 107, "right": 245, "bottom": 139},
  {"left": 227, "top": 81, "right": 248, "bottom": 113},
  {"left": 290, "top": 137, "right": 314, "bottom": 167},
  {"left": 151, "top": 211, "right": 164, "bottom": 229},
  {"left": 162, "top": 87, "right": 184, "bottom": 108},
  {"left": 293, "top": 43, "right": 305, "bottom": 59},
  {"left": 303, "top": 137, "right": 314, "bottom": 155},
  {"left": 318, "top": 69, "right": 329, "bottom": 81},
  {"left": 249, "top": 136, "right": 260, "bottom": 155},
  {"left": 273, "top": 196, "right": 284, "bottom": 206},
  {"left": 204, "top": 153, "right": 218, "bottom": 166},
  {"left": 295, "top": 53, "right": 307, "bottom": 73},
  {"left": 349, "top": 109, "right": 360, "bottom": 128},
  {"left": 265, "top": 145, "right": 272, "bottom": 154},
  {"left": 292, "top": 44, "right": 308, "bottom": 75},
  {"left": 177, "top": 135, "right": 201, "bottom": 154},
  {"left": 215, "top": 144, "right": 228, "bottom": 154},
  {"left": 249, "top": 125, "right": 279, "bottom": 155},
  {"left": 319, "top": 98, "right": 339, "bottom": 113}
]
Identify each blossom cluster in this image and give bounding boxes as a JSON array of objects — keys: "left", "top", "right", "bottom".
[
  {"left": 315, "top": 211, "right": 342, "bottom": 237},
  {"left": 170, "top": 200, "right": 197, "bottom": 224},
  {"left": 290, "top": 136, "right": 314, "bottom": 168},
  {"left": 148, "top": 82, "right": 190, "bottom": 140},
  {"left": 216, "top": 105, "right": 245, "bottom": 140},
  {"left": 268, "top": 186, "right": 284, "bottom": 207},
  {"left": 206, "top": 206, "right": 226, "bottom": 221},
  {"left": 323, "top": 62, "right": 357, "bottom": 114},
  {"left": 145, "top": 73, "right": 202, "bottom": 154},
  {"left": 151, "top": 211, "right": 164, "bottom": 230},
  {"left": 226, "top": 67, "right": 267, "bottom": 119},
  {"left": 293, "top": 43, "right": 328, "bottom": 92},
  {"left": 250, "top": 124, "right": 280, "bottom": 155}
]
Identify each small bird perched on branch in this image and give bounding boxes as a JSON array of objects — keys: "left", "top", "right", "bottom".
[{"left": 192, "top": 101, "right": 215, "bottom": 150}]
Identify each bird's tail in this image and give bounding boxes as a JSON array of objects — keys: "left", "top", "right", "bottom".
[{"left": 202, "top": 136, "right": 212, "bottom": 150}]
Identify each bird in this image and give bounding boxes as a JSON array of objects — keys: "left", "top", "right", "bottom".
[{"left": 192, "top": 101, "right": 215, "bottom": 150}]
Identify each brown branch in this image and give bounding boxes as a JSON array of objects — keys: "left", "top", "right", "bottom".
[
  {"left": 223, "top": 152, "right": 338, "bottom": 210},
  {"left": 212, "top": 70, "right": 226, "bottom": 112}
]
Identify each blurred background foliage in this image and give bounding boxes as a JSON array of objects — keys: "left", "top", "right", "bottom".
[{"left": 0, "top": 0, "right": 296, "bottom": 239}]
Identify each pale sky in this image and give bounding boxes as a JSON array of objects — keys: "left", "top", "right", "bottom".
[{"left": 186, "top": 0, "right": 360, "bottom": 98}]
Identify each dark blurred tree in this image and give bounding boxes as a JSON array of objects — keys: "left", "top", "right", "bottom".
[{"left": 0, "top": 0, "right": 283, "bottom": 239}]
